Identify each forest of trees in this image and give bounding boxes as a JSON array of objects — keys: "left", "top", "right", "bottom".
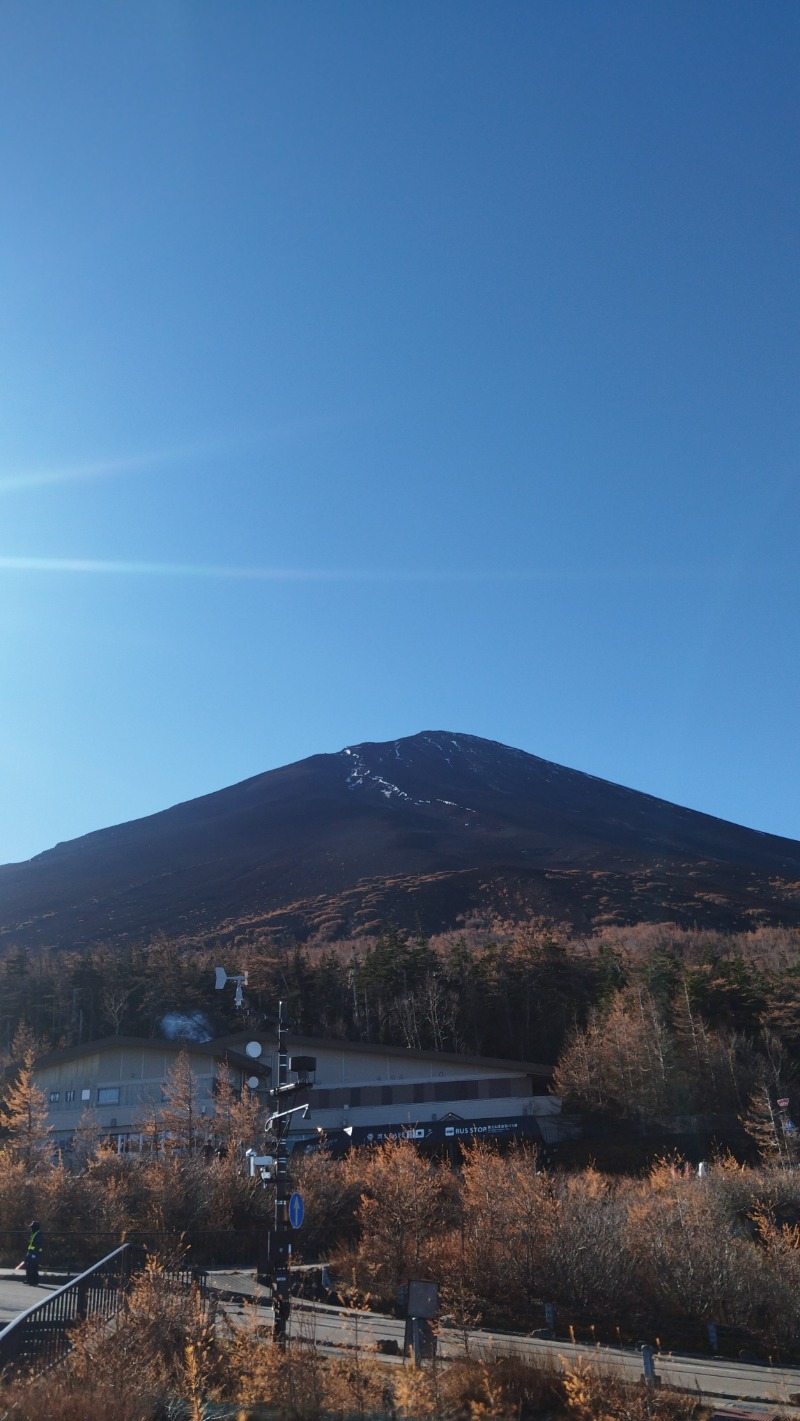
[
  {"left": 3, "top": 915, "right": 800, "bottom": 1345},
  {"left": 3, "top": 917, "right": 800, "bottom": 1145},
  {"left": 3, "top": 918, "right": 800, "bottom": 1059}
]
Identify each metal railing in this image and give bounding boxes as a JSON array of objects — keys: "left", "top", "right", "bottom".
[
  {"left": 0, "top": 1227, "right": 257, "bottom": 1273},
  {"left": 0, "top": 1242, "right": 140, "bottom": 1377},
  {"left": 0, "top": 1246, "right": 209, "bottom": 1380}
]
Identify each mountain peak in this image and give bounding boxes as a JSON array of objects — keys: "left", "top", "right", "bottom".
[{"left": 2, "top": 730, "right": 800, "bottom": 951}]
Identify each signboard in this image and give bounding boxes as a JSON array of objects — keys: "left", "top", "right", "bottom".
[
  {"left": 407, "top": 1280, "right": 439, "bottom": 1319},
  {"left": 288, "top": 1191, "right": 305, "bottom": 1229},
  {"left": 303, "top": 1113, "right": 546, "bottom": 1155}
]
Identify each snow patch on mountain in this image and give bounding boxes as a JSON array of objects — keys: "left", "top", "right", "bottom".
[
  {"left": 342, "top": 747, "right": 413, "bottom": 802},
  {"left": 341, "top": 746, "right": 476, "bottom": 815}
]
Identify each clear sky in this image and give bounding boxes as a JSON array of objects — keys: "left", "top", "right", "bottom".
[{"left": 1, "top": 1, "right": 799, "bottom": 867}]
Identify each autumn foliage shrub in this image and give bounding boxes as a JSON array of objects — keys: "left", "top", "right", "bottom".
[
  {"left": 0, "top": 1259, "right": 701, "bottom": 1421},
  {"left": 316, "top": 1139, "right": 800, "bottom": 1358}
]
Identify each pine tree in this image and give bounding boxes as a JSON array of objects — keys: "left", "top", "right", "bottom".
[
  {"left": 0, "top": 1048, "right": 52, "bottom": 1170},
  {"left": 356, "top": 1139, "right": 448, "bottom": 1297},
  {"left": 552, "top": 1013, "right": 608, "bottom": 1114},
  {"left": 156, "top": 1049, "right": 202, "bottom": 1154},
  {"left": 71, "top": 1106, "right": 102, "bottom": 1168},
  {"left": 212, "top": 1066, "right": 262, "bottom": 1159},
  {"left": 553, "top": 987, "right": 676, "bottom": 1122}
]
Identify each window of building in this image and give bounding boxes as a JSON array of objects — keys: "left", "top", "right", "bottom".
[
  {"left": 65, "top": 1090, "right": 75, "bottom": 1103},
  {"left": 49, "top": 1091, "right": 60, "bottom": 1103},
  {"left": 81, "top": 1089, "right": 91, "bottom": 1101},
  {"left": 97, "top": 1087, "right": 120, "bottom": 1105}
]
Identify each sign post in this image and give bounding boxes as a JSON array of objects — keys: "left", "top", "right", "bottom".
[
  {"left": 289, "top": 1192, "right": 305, "bottom": 1230},
  {"left": 404, "top": 1280, "right": 439, "bottom": 1363}
]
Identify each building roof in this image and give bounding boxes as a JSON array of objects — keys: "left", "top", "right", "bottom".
[
  {"left": 215, "top": 1030, "right": 552, "bottom": 1079},
  {"left": 31, "top": 1032, "right": 551, "bottom": 1081},
  {"left": 32, "top": 1035, "right": 267, "bottom": 1075}
]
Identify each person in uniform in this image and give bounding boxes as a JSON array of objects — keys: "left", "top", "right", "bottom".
[{"left": 24, "top": 1220, "right": 43, "bottom": 1286}]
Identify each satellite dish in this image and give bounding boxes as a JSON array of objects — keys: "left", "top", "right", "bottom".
[
  {"left": 247, "top": 1075, "right": 260, "bottom": 1090},
  {"left": 245, "top": 1041, "right": 263, "bottom": 1059}
]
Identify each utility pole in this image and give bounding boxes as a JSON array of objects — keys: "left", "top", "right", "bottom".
[
  {"left": 215, "top": 969, "right": 313, "bottom": 1348},
  {"left": 265, "top": 1003, "right": 315, "bottom": 1344},
  {"left": 271, "top": 999, "right": 291, "bottom": 1344}
]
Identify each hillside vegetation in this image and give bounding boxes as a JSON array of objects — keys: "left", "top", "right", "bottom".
[{"left": 3, "top": 920, "right": 800, "bottom": 1116}]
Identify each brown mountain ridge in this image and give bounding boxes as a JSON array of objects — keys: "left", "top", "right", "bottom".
[{"left": 2, "top": 730, "right": 800, "bottom": 951}]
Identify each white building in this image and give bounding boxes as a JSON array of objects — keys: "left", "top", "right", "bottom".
[
  {"left": 218, "top": 1031, "right": 561, "bottom": 1150},
  {"left": 32, "top": 1032, "right": 563, "bottom": 1153}
]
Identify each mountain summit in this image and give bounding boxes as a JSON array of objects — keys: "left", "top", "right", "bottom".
[{"left": 2, "top": 731, "right": 800, "bottom": 950}]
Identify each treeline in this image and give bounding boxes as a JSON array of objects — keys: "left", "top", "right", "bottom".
[
  {"left": 4, "top": 919, "right": 800, "bottom": 1058},
  {"left": 297, "top": 1139, "right": 800, "bottom": 1359},
  {"left": 0, "top": 920, "right": 595, "bottom": 1063}
]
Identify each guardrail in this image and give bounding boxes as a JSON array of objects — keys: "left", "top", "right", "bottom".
[
  {"left": 0, "top": 1244, "right": 208, "bottom": 1379},
  {"left": 0, "top": 1242, "right": 140, "bottom": 1378}
]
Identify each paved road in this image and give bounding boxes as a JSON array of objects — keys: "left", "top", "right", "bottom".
[
  {"left": 0, "top": 1269, "right": 58, "bottom": 1328},
  {"left": 207, "top": 1270, "right": 800, "bottom": 1413}
]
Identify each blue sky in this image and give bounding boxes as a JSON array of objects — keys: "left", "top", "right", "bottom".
[{"left": 1, "top": 2, "right": 799, "bottom": 866}]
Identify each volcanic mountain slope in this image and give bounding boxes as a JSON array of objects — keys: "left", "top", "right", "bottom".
[{"left": 2, "top": 731, "right": 800, "bottom": 950}]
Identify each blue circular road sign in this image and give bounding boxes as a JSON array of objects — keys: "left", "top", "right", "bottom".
[{"left": 289, "top": 1191, "right": 305, "bottom": 1229}]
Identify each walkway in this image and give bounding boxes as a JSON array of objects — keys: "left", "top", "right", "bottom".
[{"left": 0, "top": 1269, "right": 59, "bottom": 1328}]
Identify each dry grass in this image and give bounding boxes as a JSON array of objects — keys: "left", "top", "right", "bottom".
[
  {"left": 0, "top": 1261, "right": 704, "bottom": 1420},
  {"left": 560, "top": 1355, "right": 700, "bottom": 1421}
]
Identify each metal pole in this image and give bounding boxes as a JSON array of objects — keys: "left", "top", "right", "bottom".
[
  {"left": 641, "top": 1344, "right": 658, "bottom": 1388},
  {"left": 272, "top": 999, "right": 290, "bottom": 1345}
]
